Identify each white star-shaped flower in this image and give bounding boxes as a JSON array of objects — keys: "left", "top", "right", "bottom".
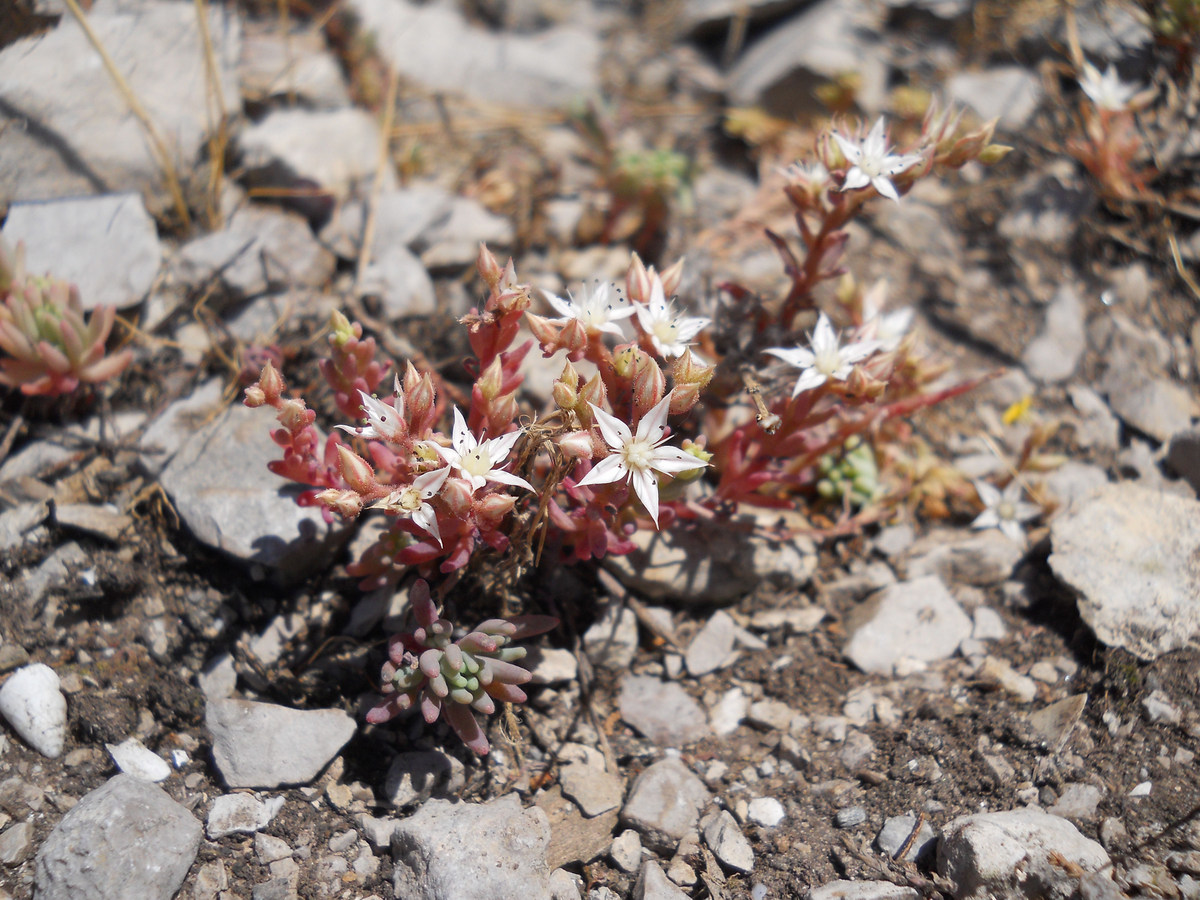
[
  {"left": 765, "top": 313, "right": 879, "bottom": 397},
  {"left": 633, "top": 275, "right": 709, "bottom": 359},
  {"left": 860, "top": 280, "right": 914, "bottom": 352},
  {"left": 373, "top": 466, "right": 451, "bottom": 545},
  {"left": 543, "top": 281, "right": 636, "bottom": 337},
  {"left": 337, "top": 376, "right": 405, "bottom": 441},
  {"left": 972, "top": 480, "right": 1040, "bottom": 543},
  {"left": 831, "top": 117, "right": 923, "bottom": 202},
  {"left": 1078, "top": 61, "right": 1140, "bottom": 112},
  {"left": 576, "top": 392, "right": 709, "bottom": 527},
  {"left": 435, "top": 407, "right": 533, "bottom": 494}
]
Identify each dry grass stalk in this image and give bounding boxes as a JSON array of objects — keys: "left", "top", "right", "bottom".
[
  {"left": 61, "top": 0, "right": 192, "bottom": 229},
  {"left": 194, "top": 0, "right": 231, "bottom": 230}
]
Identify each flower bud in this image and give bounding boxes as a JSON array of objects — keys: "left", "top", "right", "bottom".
[
  {"left": 671, "top": 350, "right": 714, "bottom": 390},
  {"left": 474, "top": 492, "right": 516, "bottom": 530},
  {"left": 477, "top": 357, "right": 504, "bottom": 401},
  {"left": 405, "top": 370, "right": 436, "bottom": 434},
  {"left": 329, "top": 310, "right": 358, "bottom": 348},
  {"left": 525, "top": 313, "right": 562, "bottom": 352},
  {"left": 440, "top": 477, "right": 473, "bottom": 518},
  {"left": 552, "top": 379, "right": 578, "bottom": 413},
  {"left": 402, "top": 360, "right": 422, "bottom": 393},
  {"left": 843, "top": 365, "right": 886, "bottom": 401},
  {"left": 316, "top": 488, "right": 364, "bottom": 519},
  {"left": 559, "top": 317, "right": 588, "bottom": 355},
  {"left": 977, "top": 143, "right": 1013, "bottom": 165},
  {"left": 610, "top": 344, "right": 640, "bottom": 379},
  {"left": 258, "top": 361, "right": 285, "bottom": 404},
  {"left": 243, "top": 384, "right": 266, "bottom": 407},
  {"left": 337, "top": 444, "right": 377, "bottom": 494},
  {"left": 672, "top": 439, "right": 712, "bottom": 483},
  {"left": 626, "top": 252, "right": 651, "bottom": 304},
  {"left": 477, "top": 243, "right": 504, "bottom": 290},
  {"left": 579, "top": 372, "right": 607, "bottom": 410},
  {"left": 558, "top": 430, "right": 594, "bottom": 460},
  {"left": 668, "top": 382, "right": 700, "bottom": 416},
  {"left": 631, "top": 354, "right": 666, "bottom": 420},
  {"left": 658, "top": 257, "right": 685, "bottom": 299},
  {"left": 277, "top": 398, "right": 312, "bottom": 433}
]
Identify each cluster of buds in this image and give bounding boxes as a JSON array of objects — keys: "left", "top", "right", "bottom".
[
  {"left": 0, "top": 240, "right": 131, "bottom": 397},
  {"left": 365, "top": 580, "right": 558, "bottom": 754}
]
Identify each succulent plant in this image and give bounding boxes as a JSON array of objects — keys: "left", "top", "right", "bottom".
[
  {"left": 0, "top": 240, "right": 132, "bottom": 397},
  {"left": 365, "top": 579, "right": 557, "bottom": 754},
  {"left": 816, "top": 435, "right": 882, "bottom": 509}
]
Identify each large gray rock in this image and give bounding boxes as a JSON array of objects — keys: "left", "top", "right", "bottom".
[
  {"left": 239, "top": 25, "right": 351, "bottom": 109},
  {"left": 0, "top": 4, "right": 239, "bottom": 212},
  {"left": 843, "top": 576, "right": 971, "bottom": 675},
  {"left": 2, "top": 193, "right": 160, "bottom": 310},
  {"left": 391, "top": 794, "right": 551, "bottom": 900},
  {"left": 207, "top": 699, "right": 356, "bottom": 788},
  {"left": 173, "top": 205, "right": 335, "bottom": 298},
  {"left": 620, "top": 758, "right": 711, "bottom": 853},
  {"left": 807, "top": 882, "right": 919, "bottom": 900},
  {"left": 727, "top": 0, "right": 887, "bottom": 116},
  {"left": 1049, "top": 483, "right": 1200, "bottom": 660},
  {"left": 605, "top": 513, "right": 817, "bottom": 605},
  {"left": 905, "top": 529, "right": 1024, "bottom": 586},
  {"left": 350, "top": 0, "right": 599, "bottom": 110},
  {"left": 34, "top": 775, "right": 202, "bottom": 900},
  {"left": 937, "top": 808, "right": 1109, "bottom": 900},
  {"left": 946, "top": 67, "right": 1042, "bottom": 131},
  {"left": 618, "top": 675, "right": 711, "bottom": 747},
  {"left": 1022, "top": 285, "right": 1086, "bottom": 383},
  {"left": 158, "top": 400, "right": 347, "bottom": 578},
  {"left": 237, "top": 108, "right": 397, "bottom": 201}
]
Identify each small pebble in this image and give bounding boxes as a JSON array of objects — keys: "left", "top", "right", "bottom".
[
  {"left": 835, "top": 806, "right": 867, "bottom": 828},
  {"left": 748, "top": 797, "right": 786, "bottom": 828}
]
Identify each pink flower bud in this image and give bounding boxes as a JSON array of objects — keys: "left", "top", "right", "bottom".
[
  {"left": 277, "top": 398, "right": 312, "bottom": 433},
  {"left": 337, "top": 444, "right": 377, "bottom": 494},
  {"left": 558, "top": 430, "right": 593, "bottom": 459},
  {"left": 579, "top": 373, "right": 607, "bottom": 410},
  {"left": 559, "top": 318, "right": 587, "bottom": 355},
  {"left": 243, "top": 384, "right": 266, "bottom": 407},
  {"left": 626, "top": 252, "right": 651, "bottom": 304},
  {"left": 552, "top": 380, "right": 578, "bottom": 413},
  {"left": 441, "top": 477, "right": 473, "bottom": 518},
  {"left": 477, "top": 243, "right": 503, "bottom": 289},
  {"left": 525, "top": 313, "right": 561, "bottom": 352},
  {"left": 658, "top": 256, "right": 685, "bottom": 298},
  {"left": 474, "top": 492, "right": 516, "bottom": 530},
  {"left": 668, "top": 382, "right": 700, "bottom": 416},
  {"left": 405, "top": 370, "right": 436, "bottom": 434},
  {"left": 631, "top": 354, "right": 666, "bottom": 420},
  {"left": 477, "top": 357, "right": 504, "bottom": 401},
  {"left": 316, "top": 488, "right": 364, "bottom": 519},
  {"left": 402, "top": 360, "right": 422, "bottom": 393},
  {"left": 258, "top": 361, "right": 285, "bottom": 403}
]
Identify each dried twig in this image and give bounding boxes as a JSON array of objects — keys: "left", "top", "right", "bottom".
[{"left": 194, "top": 0, "right": 230, "bottom": 229}]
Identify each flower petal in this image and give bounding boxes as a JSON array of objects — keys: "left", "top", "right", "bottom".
[
  {"left": 629, "top": 466, "right": 660, "bottom": 527},
  {"left": 831, "top": 130, "right": 862, "bottom": 164},
  {"left": 871, "top": 175, "right": 901, "bottom": 202},
  {"left": 451, "top": 407, "right": 474, "bottom": 454},
  {"left": 543, "top": 290, "right": 577, "bottom": 319},
  {"left": 411, "top": 503, "right": 443, "bottom": 546},
  {"left": 792, "top": 369, "right": 828, "bottom": 397},
  {"left": 588, "top": 402, "right": 633, "bottom": 450},
  {"left": 648, "top": 445, "right": 708, "bottom": 476},
  {"left": 484, "top": 428, "right": 522, "bottom": 465},
  {"left": 414, "top": 465, "right": 451, "bottom": 498},
  {"left": 576, "top": 454, "right": 628, "bottom": 487},
  {"left": 485, "top": 469, "right": 535, "bottom": 491},
  {"left": 636, "top": 391, "right": 673, "bottom": 444},
  {"left": 842, "top": 168, "right": 871, "bottom": 192},
  {"left": 765, "top": 346, "right": 815, "bottom": 368}
]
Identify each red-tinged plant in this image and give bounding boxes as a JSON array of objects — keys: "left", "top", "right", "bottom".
[
  {"left": 365, "top": 579, "right": 558, "bottom": 755},
  {"left": 0, "top": 240, "right": 132, "bottom": 398},
  {"left": 245, "top": 107, "right": 1011, "bottom": 752},
  {"left": 1067, "top": 61, "right": 1154, "bottom": 201}
]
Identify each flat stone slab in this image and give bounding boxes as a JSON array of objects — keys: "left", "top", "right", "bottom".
[
  {"left": 1049, "top": 483, "right": 1200, "bottom": 660},
  {"left": 2, "top": 194, "right": 160, "bottom": 310},
  {"left": 207, "top": 699, "right": 356, "bottom": 789},
  {"left": 158, "top": 400, "right": 347, "bottom": 579}
]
